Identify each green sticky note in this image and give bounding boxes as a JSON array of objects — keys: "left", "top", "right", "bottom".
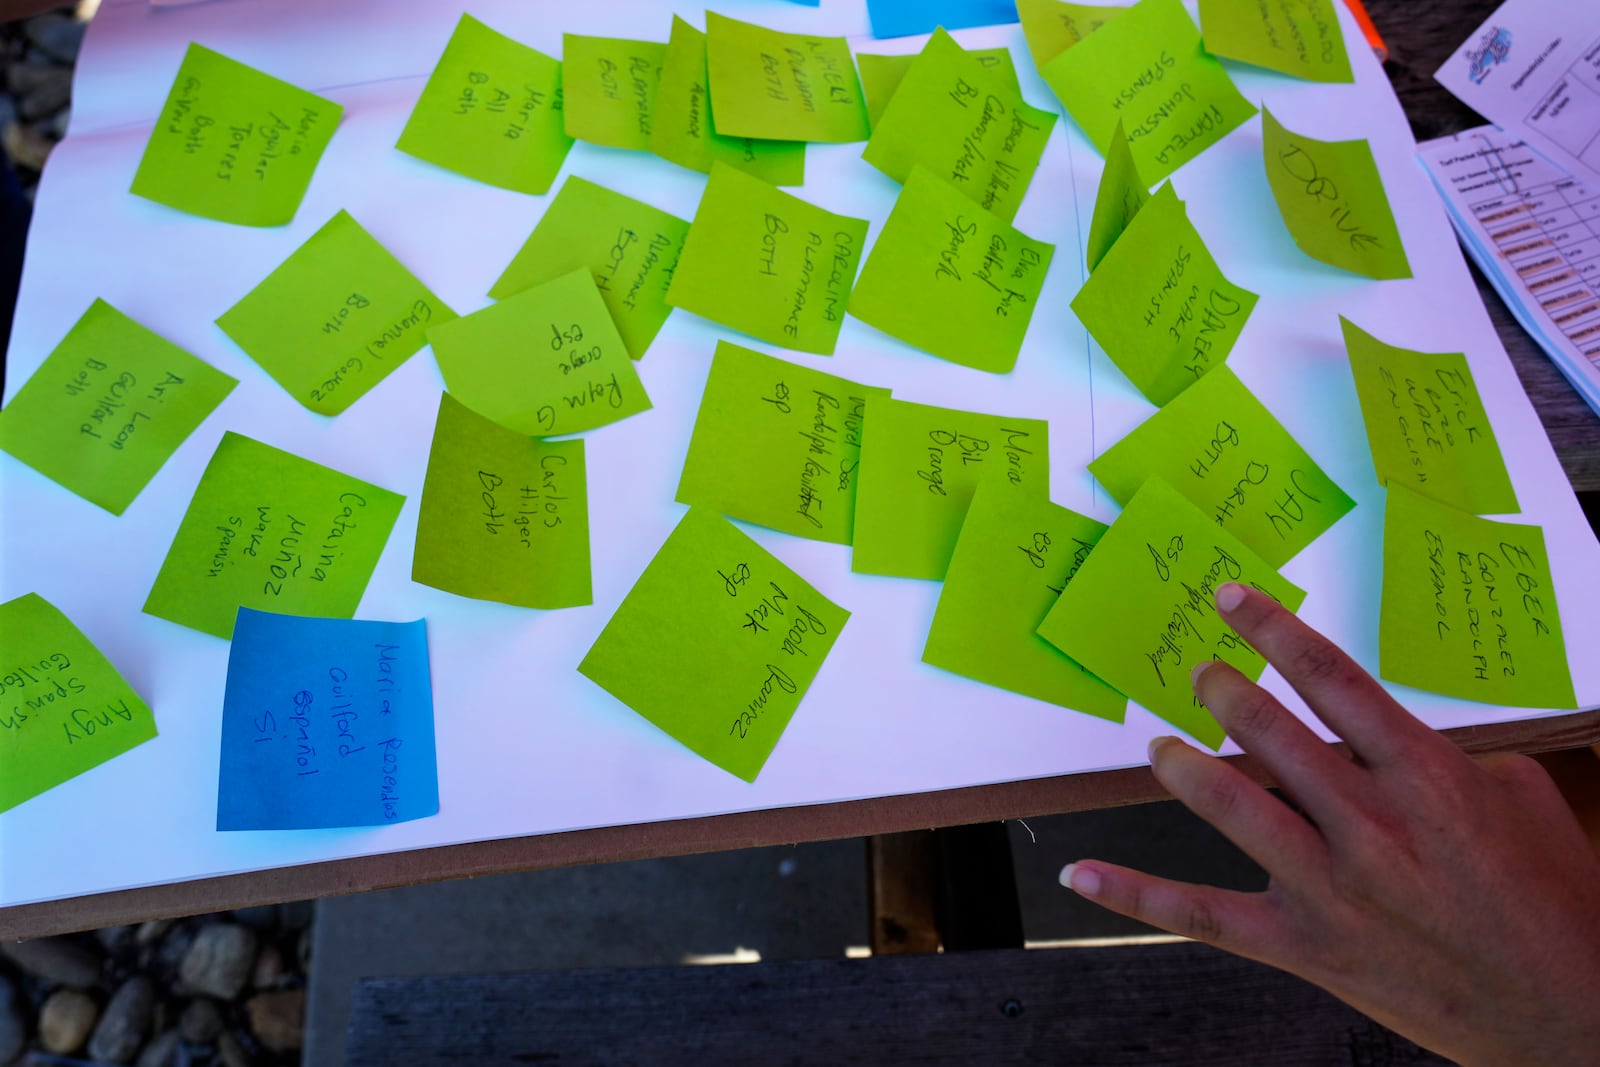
[
  {"left": 849, "top": 167, "right": 1054, "bottom": 374},
  {"left": 1017, "top": 0, "right": 1125, "bottom": 69},
  {"left": 561, "top": 35, "right": 667, "bottom": 151},
  {"left": 1072, "top": 182, "right": 1257, "bottom": 406},
  {"left": 1042, "top": 0, "right": 1256, "bottom": 183},
  {"left": 488, "top": 176, "right": 689, "bottom": 360},
  {"left": 704, "top": 12, "right": 870, "bottom": 144},
  {"left": 1085, "top": 118, "right": 1149, "bottom": 271},
  {"left": 1198, "top": 0, "right": 1353, "bottom": 83},
  {"left": 0, "top": 594, "right": 158, "bottom": 814},
  {"left": 924, "top": 477, "right": 1126, "bottom": 719},
  {"left": 667, "top": 163, "right": 868, "bottom": 355},
  {"left": 857, "top": 45, "right": 1021, "bottom": 130},
  {"left": 862, "top": 30, "right": 1054, "bottom": 223},
  {"left": 676, "top": 341, "right": 888, "bottom": 544},
  {"left": 1342, "top": 319, "right": 1517, "bottom": 515},
  {"left": 129, "top": 43, "right": 342, "bottom": 226},
  {"left": 1380, "top": 483, "right": 1574, "bottom": 708},
  {"left": 579, "top": 507, "right": 850, "bottom": 782},
  {"left": 852, "top": 395, "right": 1049, "bottom": 579},
  {"left": 143, "top": 432, "right": 405, "bottom": 639},
  {"left": 0, "top": 300, "right": 235, "bottom": 515},
  {"left": 1089, "top": 366, "right": 1355, "bottom": 567},
  {"left": 650, "top": 17, "right": 806, "bottom": 186},
  {"left": 1037, "top": 477, "right": 1306, "bottom": 748},
  {"left": 429, "top": 268, "right": 652, "bottom": 437},
  {"left": 414, "top": 392, "right": 590, "bottom": 609},
  {"left": 216, "top": 211, "right": 455, "bottom": 416},
  {"left": 1262, "top": 108, "right": 1410, "bottom": 280},
  {"left": 396, "top": 14, "right": 573, "bottom": 195}
]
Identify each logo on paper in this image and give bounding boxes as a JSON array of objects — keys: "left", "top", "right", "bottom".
[{"left": 1465, "top": 27, "right": 1513, "bottom": 85}]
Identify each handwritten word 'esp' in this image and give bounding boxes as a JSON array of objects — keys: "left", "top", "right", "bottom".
[
  {"left": 1276, "top": 144, "right": 1385, "bottom": 253},
  {"left": 918, "top": 426, "right": 1036, "bottom": 496}
]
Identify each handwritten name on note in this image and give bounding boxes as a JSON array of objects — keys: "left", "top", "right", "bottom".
[
  {"left": 396, "top": 13, "right": 572, "bottom": 195},
  {"left": 1072, "top": 181, "right": 1257, "bottom": 406},
  {"left": 490, "top": 177, "right": 689, "bottom": 361},
  {"left": 562, "top": 35, "right": 667, "bottom": 151},
  {"left": 579, "top": 508, "right": 850, "bottom": 783},
  {"left": 1017, "top": 0, "right": 1124, "bottom": 68},
  {"left": 704, "top": 13, "right": 870, "bottom": 144},
  {"left": 414, "top": 393, "right": 591, "bottom": 610},
  {"left": 0, "top": 594, "right": 157, "bottom": 814},
  {"left": 142, "top": 433, "right": 405, "bottom": 639},
  {"left": 1037, "top": 478, "right": 1306, "bottom": 749},
  {"left": 0, "top": 299, "right": 235, "bottom": 515},
  {"left": 1089, "top": 366, "right": 1355, "bottom": 567},
  {"left": 1198, "top": 0, "right": 1352, "bottom": 83},
  {"left": 667, "top": 163, "right": 867, "bottom": 355},
  {"left": 849, "top": 166, "right": 1054, "bottom": 374},
  {"left": 852, "top": 395, "right": 1049, "bottom": 579},
  {"left": 218, "top": 609, "right": 438, "bottom": 829},
  {"left": 677, "top": 341, "right": 886, "bottom": 544},
  {"left": 857, "top": 46, "right": 1021, "bottom": 130},
  {"left": 1379, "top": 484, "right": 1573, "bottom": 709},
  {"left": 429, "top": 268, "right": 652, "bottom": 437},
  {"left": 216, "top": 210, "right": 455, "bottom": 416},
  {"left": 130, "top": 43, "right": 341, "bottom": 226},
  {"left": 1042, "top": 0, "right": 1255, "bottom": 183}
]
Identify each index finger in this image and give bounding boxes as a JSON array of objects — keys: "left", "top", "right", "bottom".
[{"left": 1214, "top": 582, "right": 1448, "bottom": 766}]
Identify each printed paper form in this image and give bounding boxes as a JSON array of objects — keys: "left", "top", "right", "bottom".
[
  {"left": 1417, "top": 124, "right": 1600, "bottom": 414},
  {"left": 1434, "top": 0, "right": 1600, "bottom": 185}
]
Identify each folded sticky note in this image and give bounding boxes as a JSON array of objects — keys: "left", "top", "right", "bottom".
[
  {"left": 858, "top": 47, "right": 1021, "bottom": 130},
  {"left": 650, "top": 16, "right": 806, "bottom": 186},
  {"left": 1262, "top": 108, "right": 1410, "bottom": 280},
  {"left": 924, "top": 476, "right": 1126, "bottom": 719},
  {"left": 130, "top": 43, "right": 342, "bottom": 226},
  {"left": 668, "top": 163, "right": 868, "bottom": 355},
  {"left": 704, "top": 13, "right": 870, "bottom": 143},
  {"left": 1342, "top": 319, "right": 1516, "bottom": 514},
  {"left": 862, "top": 30, "right": 1054, "bottom": 223},
  {"left": 1037, "top": 477, "right": 1306, "bottom": 748},
  {"left": 0, "top": 299, "right": 235, "bottom": 514},
  {"left": 1089, "top": 366, "right": 1355, "bottom": 566},
  {"left": 867, "top": 0, "right": 1019, "bottom": 39},
  {"left": 677, "top": 341, "right": 888, "bottom": 544},
  {"left": 579, "top": 508, "right": 850, "bottom": 782},
  {"left": 562, "top": 35, "right": 667, "bottom": 151},
  {"left": 217, "top": 609, "right": 439, "bottom": 829},
  {"left": 429, "top": 268, "right": 652, "bottom": 436},
  {"left": 143, "top": 432, "right": 405, "bottom": 639},
  {"left": 1017, "top": 0, "right": 1125, "bottom": 68},
  {"left": 396, "top": 14, "right": 573, "bottom": 195},
  {"left": 849, "top": 167, "right": 1054, "bottom": 373},
  {"left": 1085, "top": 118, "right": 1149, "bottom": 271},
  {"left": 1198, "top": 0, "right": 1353, "bottom": 83},
  {"left": 0, "top": 593, "right": 158, "bottom": 814},
  {"left": 1380, "top": 484, "right": 1573, "bottom": 708},
  {"left": 1072, "top": 182, "right": 1257, "bottom": 406},
  {"left": 216, "top": 210, "right": 454, "bottom": 416},
  {"left": 489, "top": 176, "right": 689, "bottom": 359},
  {"left": 852, "top": 395, "right": 1049, "bottom": 578},
  {"left": 414, "top": 392, "right": 591, "bottom": 609},
  {"left": 1043, "top": 0, "right": 1256, "bottom": 183}
]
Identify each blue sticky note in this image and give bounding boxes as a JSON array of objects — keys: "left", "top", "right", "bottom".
[
  {"left": 217, "top": 609, "right": 439, "bottom": 830},
  {"left": 867, "top": 0, "right": 1017, "bottom": 38}
]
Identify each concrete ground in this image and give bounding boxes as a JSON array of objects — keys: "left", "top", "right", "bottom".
[{"left": 307, "top": 800, "right": 1263, "bottom": 1066}]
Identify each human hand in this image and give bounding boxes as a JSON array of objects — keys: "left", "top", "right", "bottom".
[{"left": 1060, "top": 582, "right": 1600, "bottom": 1067}]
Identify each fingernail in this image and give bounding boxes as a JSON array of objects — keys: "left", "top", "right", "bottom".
[
  {"left": 1148, "top": 735, "right": 1176, "bottom": 763},
  {"left": 1060, "top": 863, "right": 1102, "bottom": 898},
  {"left": 1190, "top": 659, "right": 1215, "bottom": 689},
  {"left": 1216, "top": 582, "right": 1246, "bottom": 613}
]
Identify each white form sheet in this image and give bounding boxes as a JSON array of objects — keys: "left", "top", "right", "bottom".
[{"left": 3, "top": 0, "right": 1599, "bottom": 909}]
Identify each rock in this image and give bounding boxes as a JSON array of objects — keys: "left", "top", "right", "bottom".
[
  {"left": 2, "top": 118, "right": 54, "bottom": 171},
  {"left": 5, "top": 61, "right": 67, "bottom": 97},
  {"left": 134, "top": 920, "right": 173, "bottom": 947},
  {"left": 87, "top": 975, "right": 155, "bottom": 1064},
  {"left": 0, "top": 936, "right": 102, "bottom": 988},
  {"left": 135, "top": 1029, "right": 181, "bottom": 1067},
  {"left": 217, "top": 1029, "right": 253, "bottom": 1067},
  {"left": 39, "top": 988, "right": 98, "bottom": 1055},
  {"left": 0, "top": 974, "right": 26, "bottom": 1065},
  {"left": 250, "top": 945, "right": 284, "bottom": 990},
  {"left": 178, "top": 997, "right": 223, "bottom": 1044},
  {"left": 153, "top": 923, "right": 195, "bottom": 977},
  {"left": 49, "top": 105, "right": 72, "bottom": 140},
  {"left": 26, "top": 13, "right": 87, "bottom": 63},
  {"left": 94, "top": 926, "right": 136, "bottom": 956},
  {"left": 178, "top": 924, "right": 256, "bottom": 1000},
  {"left": 229, "top": 907, "right": 277, "bottom": 932},
  {"left": 20, "top": 74, "right": 72, "bottom": 122},
  {"left": 245, "top": 990, "right": 303, "bottom": 1053}
]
